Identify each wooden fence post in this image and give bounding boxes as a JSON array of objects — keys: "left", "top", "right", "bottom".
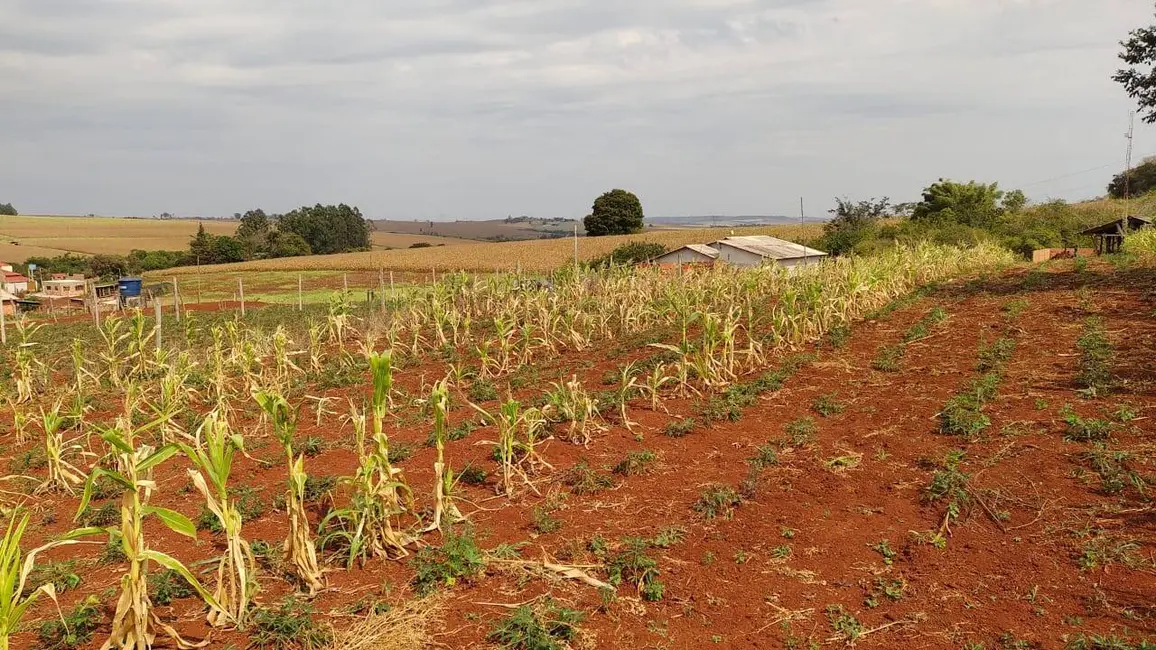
[
  {"left": 154, "top": 298, "right": 162, "bottom": 350},
  {"left": 172, "top": 277, "right": 181, "bottom": 322},
  {"left": 238, "top": 277, "right": 246, "bottom": 317},
  {"left": 298, "top": 274, "right": 303, "bottom": 311},
  {"left": 0, "top": 300, "right": 7, "bottom": 346}
]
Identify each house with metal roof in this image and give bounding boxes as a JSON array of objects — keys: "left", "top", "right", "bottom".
[
  {"left": 651, "top": 244, "right": 721, "bottom": 266},
  {"left": 707, "top": 235, "right": 828, "bottom": 268},
  {"left": 2, "top": 272, "right": 29, "bottom": 295}
]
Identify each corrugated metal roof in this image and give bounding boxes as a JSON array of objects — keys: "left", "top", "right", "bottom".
[
  {"left": 709, "top": 236, "right": 827, "bottom": 260},
  {"left": 682, "top": 244, "right": 720, "bottom": 258}
]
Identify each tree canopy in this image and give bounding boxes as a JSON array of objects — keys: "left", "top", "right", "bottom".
[
  {"left": 1108, "top": 157, "right": 1156, "bottom": 198},
  {"left": 911, "top": 179, "right": 1007, "bottom": 229},
  {"left": 0, "top": 203, "right": 16, "bottom": 216},
  {"left": 1114, "top": 9, "right": 1156, "bottom": 123},
  {"left": 278, "top": 204, "right": 370, "bottom": 255},
  {"left": 821, "top": 197, "right": 891, "bottom": 255},
  {"left": 583, "top": 190, "right": 645, "bottom": 236}
]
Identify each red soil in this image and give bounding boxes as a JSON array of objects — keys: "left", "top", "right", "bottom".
[{"left": 3, "top": 260, "right": 1153, "bottom": 649}]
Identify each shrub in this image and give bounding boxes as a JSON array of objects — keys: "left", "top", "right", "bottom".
[
  {"left": 785, "top": 417, "right": 818, "bottom": 447},
  {"left": 811, "top": 393, "right": 845, "bottom": 416},
  {"left": 587, "top": 241, "right": 666, "bottom": 268}
]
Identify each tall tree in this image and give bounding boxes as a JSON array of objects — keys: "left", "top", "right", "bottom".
[
  {"left": 822, "top": 197, "right": 891, "bottom": 255},
  {"left": 911, "top": 179, "right": 1005, "bottom": 229},
  {"left": 0, "top": 203, "right": 16, "bottom": 216},
  {"left": 1114, "top": 9, "right": 1156, "bottom": 123},
  {"left": 1107, "top": 157, "right": 1156, "bottom": 198},
  {"left": 583, "top": 189, "right": 645, "bottom": 236},
  {"left": 278, "top": 204, "right": 369, "bottom": 255}
]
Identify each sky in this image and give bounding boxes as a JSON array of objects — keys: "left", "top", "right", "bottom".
[{"left": 1, "top": 0, "right": 1154, "bottom": 220}]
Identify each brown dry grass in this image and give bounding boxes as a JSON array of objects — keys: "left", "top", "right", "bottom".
[
  {"left": 169, "top": 224, "right": 825, "bottom": 274},
  {"left": 0, "top": 215, "right": 238, "bottom": 260},
  {"left": 324, "top": 596, "right": 443, "bottom": 650}
]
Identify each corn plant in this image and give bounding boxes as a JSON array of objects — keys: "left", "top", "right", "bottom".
[
  {"left": 7, "top": 403, "right": 29, "bottom": 446},
  {"left": 37, "top": 402, "right": 85, "bottom": 495},
  {"left": 97, "top": 316, "right": 129, "bottom": 389},
  {"left": 10, "top": 319, "right": 42, "bottom": 404},
  {"left": 319, "top": 352, "right": 415, "bottom": 565},
  {"left": 0, "top": 513, "right": 77, "bottom": 650},
  {"left": 69, "top": 417, "right": 222, "bottom": 650},
  {"left": 181, "top": 410, "right": 256, "bottom": 629},
  {"left": 544, "top": 377, "right": 603, "bottom": 446},
  {"left": 471, "top": 399, "right": 552, "bottom": 498},
  {"left": 253, "top": 391, "right": 324, "bottom": 594},
  {"left": 425, "top": 379, "right": 462, "bottom": 531}
]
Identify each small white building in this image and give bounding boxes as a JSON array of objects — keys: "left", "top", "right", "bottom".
[
  {"left": 37, "top": 278, "right": 87, "bottom": 299},
  {"left": 0, "top": 262, "right": 12, "bottom": 273},
  {"left": 2, "top": 272, "right": 29, "bottom": 295},
  {"left": 708, "top": 236, "right": 828, "bottom": 269},
  {"left": 651, "top": 244, "right": 720, "bottom": 266}
]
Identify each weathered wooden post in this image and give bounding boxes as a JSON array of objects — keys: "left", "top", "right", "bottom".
[
  {"left": 0, "top": 299, "right": 7, "bottom": 346},
  {"left": 172, "top": 277, "right": 181, "bottom": 323},
  {"left": 238, "top": 277, "right": 246, "bottom": 317},
  {"left": 154, "top": 297, "right": 162, "bottom": 350},
  {"left": 298, "top": 274, "right": 303, "bottom": 311}
]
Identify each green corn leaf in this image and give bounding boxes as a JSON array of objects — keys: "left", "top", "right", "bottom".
[
  {"left": 138, "top": 444, "right": 180, "bottom": 473},
  {"left": 141, "top": 550, "right": 224, "bottom": 613},
  {"left": 143, "top": 506, "right": 197, "bottom": 539}
]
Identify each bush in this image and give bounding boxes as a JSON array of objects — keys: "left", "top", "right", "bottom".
[
  {"left": 39, "top": 595, "right": 101, "bottom": 650},
  {"left": 587, "top": 241, "right": 666, "bottom": 268}
]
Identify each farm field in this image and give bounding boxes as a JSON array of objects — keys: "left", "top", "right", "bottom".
[
  {"left": 0, "top": 246, "right": 1153, "bottom": 650},
  {"left": 369, "top": 218, "right": 577, "bottom": 241},
  {"left": 0, "top": 215, "right": 238, "bottom": 261},
  {"left": 370, "top": 232, "right": 474, "bottom": 250},
  {"left": 167, "top": 224, "right": 825, "bottom": 274}
]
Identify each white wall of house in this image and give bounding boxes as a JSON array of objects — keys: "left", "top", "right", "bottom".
[
  {"left": 3, "top": 280, "right": 28, "bottom": 294},
  {"left": 653, "top": 249, "right": 715, "bottom": 265},
  {"left": 713, "top": 244, "right": 766, "bottom": 267}
]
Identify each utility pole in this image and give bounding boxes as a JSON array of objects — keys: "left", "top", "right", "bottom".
[
  {"left": 800, "top": 197, "right": 808, "bottom": 267},
  {"left": 1124, "top": 111, "right": 1136, "bottom": 216}
]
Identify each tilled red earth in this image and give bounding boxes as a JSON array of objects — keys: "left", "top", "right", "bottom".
[{"left": 5, "top": 260, "right": 1154, "bottom": 649}]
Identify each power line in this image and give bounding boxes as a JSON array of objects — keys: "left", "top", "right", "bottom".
[{"left": 1016, "top": 162, "right": 1117, "bottom": 188}]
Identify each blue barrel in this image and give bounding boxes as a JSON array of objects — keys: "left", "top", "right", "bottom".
[{"left": 118, "top": 277, "right": 143, "bottom": 297}]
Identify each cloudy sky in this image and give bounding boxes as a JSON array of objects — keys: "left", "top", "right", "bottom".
[{"left": 1, "top": 0, "right": 1152, "bottom": 219}]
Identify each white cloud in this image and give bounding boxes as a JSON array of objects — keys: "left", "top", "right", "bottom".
[{"left": 0, "top": 0, "right": 1151, "bottom": 217}]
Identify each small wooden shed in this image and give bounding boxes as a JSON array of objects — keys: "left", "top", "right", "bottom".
[{"left": 1079, "top": 215, "right": 1152, "bottom": 254}]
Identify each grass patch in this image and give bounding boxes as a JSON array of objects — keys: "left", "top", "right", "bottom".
[
  {"left": 38, "top": 595, "right": 102, "bottom": 650},
  {"left": 563, "top": 461, "right": 615, "bottom": 495},
  {"left": 663, "top": 418, "right": 697, "bottom": 438},
  {"left": 811, "top": 393, "right": 844, "bottom": 417},
  {"left": 693, "top": 485, "right": 742, "bottom": 520},
  {"left": 410, "top": 528, "right": 486, "bottom": 595},
  {"left": 487, "top": 599, "right": 584, "bottom": 650},
  {"left": 785, "top": 416, "right": 818, "bottom": 447},
  {"left": 251, "top": 597, "right": 334, "bottom": 650},
  {"left": 1076, "top": 317, "right": 1114, "bottom": 396},
  {"left": 613, "top": 450, "right": 656, "bottom": 476},
  {"left": 1062, "top": 405, "right": 1114, "bottom": 442},
  {"left": 148, "top": 568, "right": 195, "bottom": 605}
]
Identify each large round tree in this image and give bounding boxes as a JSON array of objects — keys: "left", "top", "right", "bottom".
[{"left": 584, "top": 189, "right": 644, "bottom": 236}]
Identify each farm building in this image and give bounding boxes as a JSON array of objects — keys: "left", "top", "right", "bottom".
[
  {"left": 652, "top": 236, "right": 827, "bottom": 269},
  {"left": 651, "top": 244, "right": 720, "bottom": 266},
  {"left": 1079, "top": 215, "right": 1152, "bottom": 254},
  {"left": 0, "top": 288, "right": 15, "bottom": 316},
  {"left": 37, "top": 277, "right": 87, "bottom": 299},
  {"left": 2, "top": 271, "right": 29, "bottom": 295}
]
